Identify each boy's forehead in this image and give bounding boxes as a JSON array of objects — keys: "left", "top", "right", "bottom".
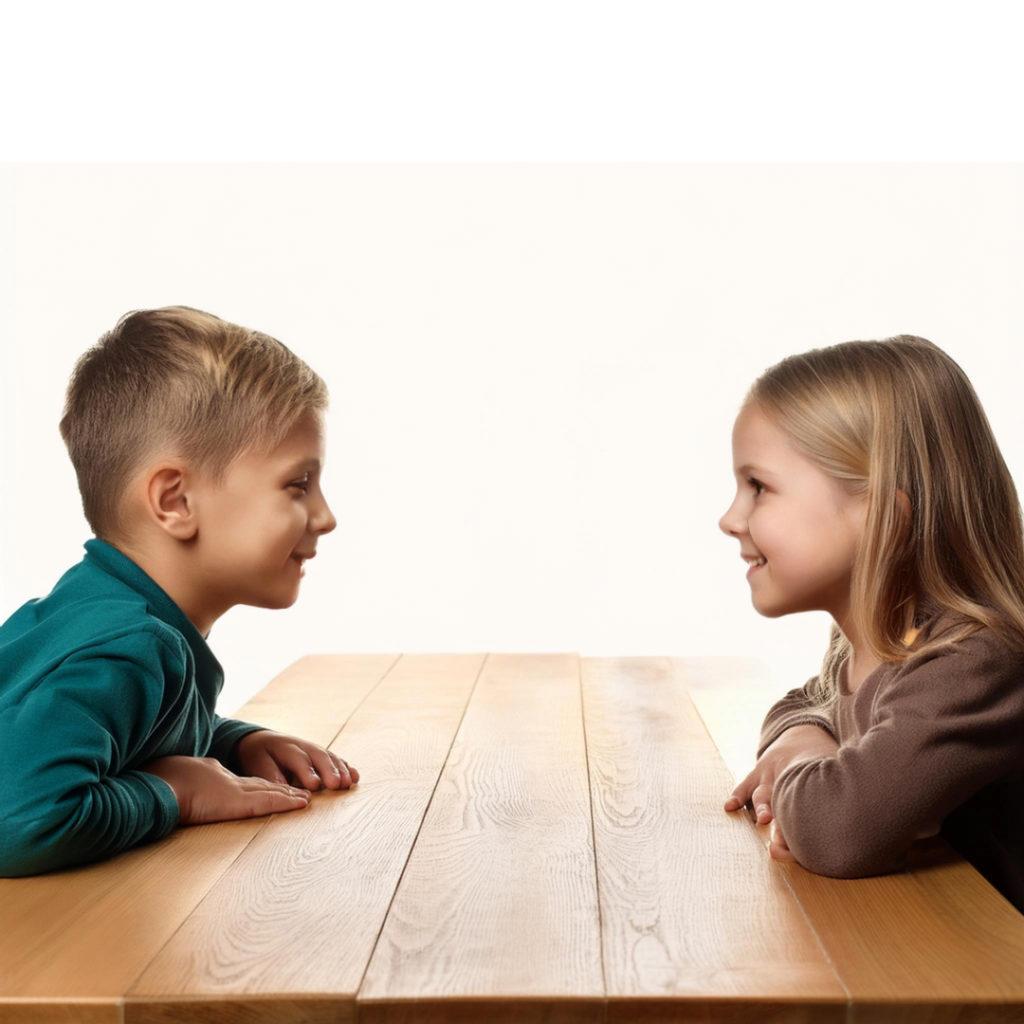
[{"left": 269, "top": 413, "right": 327, "bottom": 466}]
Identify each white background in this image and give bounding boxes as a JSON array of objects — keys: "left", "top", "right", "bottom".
[{"left": 2, "top": 4, "right": 1023, "bottom": 715}]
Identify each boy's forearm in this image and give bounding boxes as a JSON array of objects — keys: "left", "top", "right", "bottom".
[
  {"left": 0, "top": 771, "right": 180, "bottom": 877},
  {"left": 207, "top": 716, "right": 271, "bottom": 773}
]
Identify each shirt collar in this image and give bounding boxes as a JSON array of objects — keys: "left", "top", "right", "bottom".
[{"left": 83, "top": 537, "right": 224, "bottom": 685}]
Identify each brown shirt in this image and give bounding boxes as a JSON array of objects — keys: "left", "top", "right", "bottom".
[{"left": 757, "top": 611, "right": 1024, "bottom": 915}]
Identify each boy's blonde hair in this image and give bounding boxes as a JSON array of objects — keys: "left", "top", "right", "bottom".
[
  {"left": 59, "top": 305, "right": 329, "bottom": 543},
  {"left": 745, "top": 334, "right": 1024, "bottom": 712}
]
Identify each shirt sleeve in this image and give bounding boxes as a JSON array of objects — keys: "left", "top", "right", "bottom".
[
  {"left": 772, "top": 630, "right": 1024, "bottom": 878},
  {"left": 206, "top": 713, "right": 272, "bottom": 775},
  {"left": 0, "top": 628, "right": 184, "bottom": 877},
  {"left": 757, "top": 674, "right": 837, "bottom": 759}
]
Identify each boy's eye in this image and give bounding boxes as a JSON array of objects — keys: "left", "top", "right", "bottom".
[
  {"left": 748, "top": 477, "right": 765, "bottom": 496},
  {"left": 288, "top": 479, "right": 310, "bottom": 493}
]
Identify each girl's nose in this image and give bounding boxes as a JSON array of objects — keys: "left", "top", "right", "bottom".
[{"left": 718, "top": 501, "right": 743, "bottom": 538}]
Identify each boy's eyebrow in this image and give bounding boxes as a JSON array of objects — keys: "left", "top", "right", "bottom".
[
  {"left": 285, "top": 457, "right": 322, "bottom": 473},
  {"left": 735, "top": 463, "right": 774, "bottom": 477}
]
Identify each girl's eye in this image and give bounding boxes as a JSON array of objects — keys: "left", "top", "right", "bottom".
[
  {"left": 748, "top": 477, "right": 765, "bottom": 497},
  {"left": 288, "top": 480, "right": 310, "bottom": 493}
]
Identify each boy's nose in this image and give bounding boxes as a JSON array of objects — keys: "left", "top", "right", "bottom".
[{"left": 318, "top": 503, "right": 338, "bottom": 535}]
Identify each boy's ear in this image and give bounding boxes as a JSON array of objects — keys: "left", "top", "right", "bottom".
[{"left": 145, "top": 464, "right": 199, "bottom": 540}]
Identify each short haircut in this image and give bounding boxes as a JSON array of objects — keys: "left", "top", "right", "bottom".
[{"left": 59, "top": 305, "right": 329, "bottom": 542}]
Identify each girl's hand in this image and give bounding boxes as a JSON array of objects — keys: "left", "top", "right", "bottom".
[
  {"left": 233, "top": 730, "right": 360, "bottom": 791},
  {"left": 769, "top": 820, "right": 796, "bottom": 861},
  {"left": 723, "top": 723, "right": 839, "bottom": 825}
]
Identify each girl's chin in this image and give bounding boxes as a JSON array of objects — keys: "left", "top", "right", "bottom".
[{"left": 750, "top": 587, "right": 790, "bottom": 618}]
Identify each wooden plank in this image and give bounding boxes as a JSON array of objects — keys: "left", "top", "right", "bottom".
[
  {"left": 684, "top": 657, "right": 1024, "bottom": 1019},
  {"left": 228, "top": 652, "right": 400, "bottom": 741},
  {"left": 358, "top": 653, "right": 604, "bottom": 1024},
  {"left": 682, "top": 674, "right": 775, "bottom": 802},
  {"left": 0, "top": 653, "right": 394, "bottom": 1023},
  {"left": 582, "top": 657, "right": 847, "bottom": 1024},
  {"left": 125, "top": 653, "right": 485, "bottom": 1024}
]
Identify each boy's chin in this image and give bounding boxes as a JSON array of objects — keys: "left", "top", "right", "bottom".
[{"left": 246, "top": 590, "right": 302, "bottom": 611}]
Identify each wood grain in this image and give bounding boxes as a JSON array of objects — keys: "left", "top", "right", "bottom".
[
  {"left": 6, "top": 653, "right": 1022, "bottom": 1023},
  {"left": 126, "top": 653, "right": 485, "bottom": 1024},
  {"left": 685, "top": 662, "right": 1024, "bottom": 1019},
  {"left": 0, "top": 653, "right": 394, "bottom": 1022},
  {"left": 358, "top": 653, "right": 604, "bottom": 1024},
  {"left": 582, "top": 657, "right": 846, "bottom": 1024}
]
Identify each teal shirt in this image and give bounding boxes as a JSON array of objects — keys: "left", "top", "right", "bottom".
[{"left": 0, "top": 537, "right": 271, "bottom": 876}]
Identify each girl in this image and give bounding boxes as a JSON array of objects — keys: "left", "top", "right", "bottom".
[{"left": 718, "top": 334, "right": 1024, "bottom": 915}]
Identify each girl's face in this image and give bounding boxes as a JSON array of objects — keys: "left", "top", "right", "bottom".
[{"left": 718, "top": 402, "right": 868, "bottom": 621}]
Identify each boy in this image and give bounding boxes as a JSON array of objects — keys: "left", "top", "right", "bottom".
[{"left": 0, "top": 306, "right": 359, "bottom": 877}]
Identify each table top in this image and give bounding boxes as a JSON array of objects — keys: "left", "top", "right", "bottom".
[{"left": 3, "top": 653, "right": 1024, "bottom": 1024}]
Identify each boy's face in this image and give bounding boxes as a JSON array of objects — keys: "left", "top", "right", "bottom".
[
  {"left": 186, "top": 410, "right": 337, "bottom": 615},
  {"left": 718, "top": 402, "right": 868, "bottom": 623}
]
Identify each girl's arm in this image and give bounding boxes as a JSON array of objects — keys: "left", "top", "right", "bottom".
[
  {"left": 757, "top": 675, "right": 836, "bottom": 759},
  {"left": 726, "top": 723, "right": 840, "bottom": 824},
  {"left": 770, "top": 631, "right": 1024, "bottom": 878}
]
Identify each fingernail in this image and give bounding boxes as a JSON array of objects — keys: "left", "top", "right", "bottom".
[{"left": 756, "top": 804, "right": 769, "bottom": 819}]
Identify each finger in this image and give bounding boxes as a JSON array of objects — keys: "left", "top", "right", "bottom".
[
  {"left": 750, "top": 783, "right": 774, "bottom": 824},
  {"left": 769, "top": 821, "right": 794, "bottom": 860},
  {"left": 247, "top": 749, "right": 291, "bottom": 787},
  {"left": 312, "top": 749, "right": 349, "bottom": 790},
  {"left": 327, "top": 751, "right": 356, "bottom": 788},
  {"left": 724, "top": 773, "right": 753, "bottom": 812},
  {"left": 250, "top": 789, "right": 311, "bottom": 818},
  {"left": 279, "top": 745, "right": 325, "bottom": 791},
  {"left": 239, "top": 774, "right": 309, "bottom": 799}
]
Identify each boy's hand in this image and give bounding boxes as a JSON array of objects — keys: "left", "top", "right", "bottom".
[
  {"left": 139, "top": 755, "right": 312, "bottom": 826},
  {"left": 233, "top": 730, "right": 359, "bottom": 792},
  {"left": 723, "top": 723, "right": 839, "bottom": 825}
]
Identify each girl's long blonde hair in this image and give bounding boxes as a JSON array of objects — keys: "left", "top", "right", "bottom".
[{"left": 746, "top": 334, "right": 1024, "bottom": 710}]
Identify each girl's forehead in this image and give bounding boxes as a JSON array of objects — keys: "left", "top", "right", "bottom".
[{"left": 732, "top": 405, "right": 794, "bottom": 466}]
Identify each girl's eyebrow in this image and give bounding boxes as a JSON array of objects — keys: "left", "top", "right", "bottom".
[
  {"left": 735, "top": 463, "right": 774, "bottom": 478},
  {"left": 285, "top": 457, "right": 322, "bottom": 474}
]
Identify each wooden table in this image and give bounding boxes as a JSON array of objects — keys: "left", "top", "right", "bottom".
[{"left": 4, "top": 654, "right": 1024, "bottom": 1023}]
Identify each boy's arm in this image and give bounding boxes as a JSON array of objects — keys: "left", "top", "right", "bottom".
[
  {"left": 0, "top": 630, "right": 183, "bottom": 877},
  {"left": 757, "top": 674, "right": 836, "bottom": 759},
  {"left": 206, "top": 714, "right": 272, "bottom": 775}
]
